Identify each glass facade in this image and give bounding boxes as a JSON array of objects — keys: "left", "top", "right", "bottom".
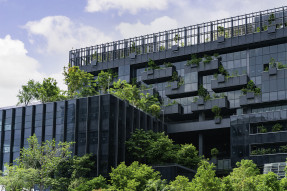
[{"left": 0, "top": 94, "right": 164, "bottom": 175}]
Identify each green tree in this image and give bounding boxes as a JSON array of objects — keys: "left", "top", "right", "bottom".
[
  {"left": 168, "top": 175, "right": 192, "bottom": 191},
  {"left": 0, "top": 164, "right": 37, "bottom": 191},
  {"left": 144, "top": 179, "right": 168, "bottom": 191},
  {"left": 52, "top": 153, "right": 97, "bottom": 191},
  {"left": 95, "top": 70, "right": 117, "bottom": 94},
  {"left": 256, "top": 172, "right": 280, "bottom": 191},
  {"left": 63, "top": 66, "right": 98, "bottom": 98},
  {"left": 36, "top": 78, "right": 63, "bottom": 103},
  {"left": 225, "top": 159, "right": 259, "bottom": 191},
  {"left": 72, "top": 175, "right": 109, "bottom": 191},
  {"left": 109, "top": 161, "right": 161, "bottom": 191},
  {"left": 189, "top": 160, "right": 221, "bottom": 191},
  {"left": 17, "top": 134, "right": 73, "bottom": 191},
  {"left": 17, "top": 79, "right": 39, "bottom": 105},
  {"left": 176, "top": 144, "right": 202, "bottom": 169},
  {"left": 126, "top": 129, "right": 177, "bottom": 165}
]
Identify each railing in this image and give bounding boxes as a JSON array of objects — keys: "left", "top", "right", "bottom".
[{"left": 69, "top": 6, "right": 287, "bottom": 67}]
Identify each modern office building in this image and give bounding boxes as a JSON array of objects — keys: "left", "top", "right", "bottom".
[
  {"left": 0, "top": 94, "right": 165, "bottom": 176},
  {"left": 69, "top": 6, "right": 287, "bottom": 170}
]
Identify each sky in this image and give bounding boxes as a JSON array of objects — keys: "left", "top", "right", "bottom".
[{"left": 0, "top": 0, "right": 286, "bottom": 107}]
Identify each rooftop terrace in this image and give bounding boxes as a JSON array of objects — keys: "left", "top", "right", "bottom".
[{"left": 69, "top": 6, "right": 287, "bottom": 67}]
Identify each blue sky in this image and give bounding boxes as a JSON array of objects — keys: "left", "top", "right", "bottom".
[{"left": 0, "top": 0, "right": 286, "bottom": 107}]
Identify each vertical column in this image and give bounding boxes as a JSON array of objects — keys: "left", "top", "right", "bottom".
[
  {"left": 210, "top": 22, "right": 213, "bottom": 41},
  {"left": 85, "top": 97, "right": 90, "bottom": 155},
  {"left": 113, "top": 42, "right": 117, "bottom": 60},
  {"left": 97, "top": 95, "right": 102, "bottom": 176},
  {"left": 141, "top": 36, "right": 145, "bottom": 54},
  {"left": 245, "top": 15, "right": 248, "bottom": 34},
  {"left": 199, "top": 133, "right": 203, "bottom": 156},
  {"left": 197, "top": 25, "right": 200, "bottom": 44},
  {"left": 283, "top": 7, "right": 285, "bottom": 28},
  {"left": 153, "top": 34, "right": 157, "bottom": 52},
  {"left": 184, "top": 27, "right": 187, "bottom": 46},
  {"left": 165, "top": 32, "right": 169, "bottom": 50},
  {"left": 102, "top": 45, "right": 106, "bottom": 62},
  {"left": 231, "top": 18, "right": 234, "bottom": 37},
  {"left": 124, "top": 41, "right": 128, "bottom": 57},
  {"left": 86, "top": 47, "right": 90, "bottom": 65}
]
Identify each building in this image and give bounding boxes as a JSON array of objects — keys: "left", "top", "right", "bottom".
[
  {"left": 0, "top": 94, "right": 165, "bottom": 176},
  {"left": 69, "top": 6, "right": 287, "bottom": 170}
]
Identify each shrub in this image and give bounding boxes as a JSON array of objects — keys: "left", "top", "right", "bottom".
[
  {"left": 211, "top": 148, "right": 219, "bottom": 157},
  {"left": 272, "top": 123, "right": 282, "bottom": 132},
  {"left": 211, "top": 106, "right": 221, "bottom": 119}
]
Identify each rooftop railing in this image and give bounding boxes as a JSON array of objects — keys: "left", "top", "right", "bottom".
[{"left": 69, "top": 6, "right": 287, "bottom": 67}]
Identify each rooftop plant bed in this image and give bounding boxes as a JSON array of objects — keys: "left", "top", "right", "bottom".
[
  {"left": 165, "top": 81, "right": 197, "bottom": 99},
  {"left": 211, "top": 74, "right": 249, "bottom": 92},
  {"left": 185, "top": 54, "right": 220, "bottom": 75},
  {"left": 263, "top": 58, "right": 287, "bottom": 75},
  {"left": 141, "top": 60, "right": 176, "bottom": 84}
]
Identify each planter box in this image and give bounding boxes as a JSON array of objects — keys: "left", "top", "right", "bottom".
[
  {"left": 197, "top": 97, "right": 205, "bottom": 105},
  {"left": 171, "top": 45, "right": 179, "bottom": 52},
  {"left": 211, "top": 74, "right": 249, "bottom": 93},
  {"left": 190, "top": 97, "right": 229, "bottom": 112},
  {"left": 197, "top": 59, "right": 220, "bottom": 75},
  {"left": 268, "top": 25, "right": 276, "bottom": 34},
  {"left": 165, "top": 82, "right": 198, "bottom": 99},
  {"left": 246, "top": 92, "right": 255, "bottom": 99},
  {"left": 214, "top": 117, "right": 221, "bottom": 124},
  {"left": 217, "top": 74, "right": 225, "bottom": 83},
  {"left": 129, "top": 52, "right": 136, "bottom": 59},
  {"left": 141, "top": 67, "right": 176, "bottom": 84},
  {"left": 163, "top": 104, "right": 183, "bottom": 116},
  {"left": 240, "top": 94, "right": 262, "bottom": 106},
  {"left": 217, "top": 36, "right": 225, "bottom": 43},
  {"left": 269, "top": 67, "right": 277, "bottom": 75}
]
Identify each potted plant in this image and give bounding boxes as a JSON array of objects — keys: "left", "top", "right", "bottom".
[
  {"left": 212, "top": 106, "right": 222, "bottom": 124},
  {"left": 210, "top": 148, "right": 219, "bottom": 164}
]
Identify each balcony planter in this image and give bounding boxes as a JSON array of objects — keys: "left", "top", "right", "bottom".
[
  {"left": 269, "top": 67, "right": 277, "bottom": 75},
  {"left": 197, "top": 97, "right": 205, "bottom": 105},
  {"left": 268, "top": 25, "right": 276, "bottom": 33},
  {"left": 163, "top": 104, "right": 183, "bottom": 116},
  {"left": 141, "top": 66, "right": 175, "bottom": 84},
  {"left": 171, "top": 45, "right": 179, "bottom": 52},
  {"left": 165, "top": 82, "right": 198, "bottom": 99},
  {"left": 129, "top": 52, "right": 136, "bottom": 59},
  {"left": 217, "top": 74, "right": 225, "bottom": 83},
  {"left": 198, "top": 59, "right": 220, "bottom": 74},
  {"left": 211, "top": 74, "right": 249, "bottom": 93},
  {"left": 217, "top": 36, "right": 225, "bottom": 43},
  {"left": 239, "top": 94, "right": 262, "bottom": 106},
  {"left": 214, "top": 117, "right": 221, "bottom": 124},
  {"left": 246, "top": 92, "right": 255, "bottom": 99},
  {"left": 190, "top": 97, "right": 229, "bottom": 112}
]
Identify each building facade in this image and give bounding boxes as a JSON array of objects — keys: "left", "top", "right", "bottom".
[
  {"left": 70, "top": 6, "right": 287, "bottom": 169},
  {"left": 0, "top": 94, "right": 165, "bottom": 176}
]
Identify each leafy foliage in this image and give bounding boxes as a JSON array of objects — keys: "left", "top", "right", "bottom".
[
  {"left": 241, "top": 80, "right": 261, "bottom": 95},
  {"left": 147, "top": 59, "right": 160, "bottom": 71},
  {"left": 17, "top": 79, "right": 39, "bottom": 105},
  {"left": 72, "top": 175, "right": 109, "bottom": 191},
  {"left": 210, "top": 148, "right": 219, "bottom": 157},
  {"left": 63, "top": 66, "right": 97, "bottom": 98},
  {"left": 95, "top": 69, "right": 117, "bottom": 94},
  {"left": 211, "top": 106, "right": 221, "bottom": 119},
  {"left": 186, "top": 54, "right": 202, "bottom": 66},
  {"left": 176, "top": 144, "right": 202, "bottom": 169},
  {"left": 189, "top": 160, "right": 221, "bottom": 191},
  {"left": 109, "top": 161, "right": 161, "bottom": 191}
]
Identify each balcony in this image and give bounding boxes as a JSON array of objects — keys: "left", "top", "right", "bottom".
[
  {"left": 189, "top": 97, "right": 229, "bottom": 113},
  {"left": 239, "top": 92, "right": 262, "bottom": 106},
  {"left": 162, "top": 104, "right": 183, "bottom": 116},
  {"left": 211, "top": 74, "right": 249, "bottom": 92},
  {"left": 141, "top": 67, "right": 176, "bottom": 84},
  {"left": 165, "top": 81, "right": 197, "bottom": 99}
]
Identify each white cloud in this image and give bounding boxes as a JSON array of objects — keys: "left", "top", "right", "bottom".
[
  {"left": 24, "top": 16, "right": 112, "bottom": 55},
  {"left": 116, "top": 16, "right": 178, "bottom": 39},
  {"left": 85, "top": 0, "right": 170, "bottom": 14},
  {"left": 0, "top": 35, "right": 66, "bottom": 108},
  {"left": 0, "top": 35, "right": 43, "bottom": 107}
]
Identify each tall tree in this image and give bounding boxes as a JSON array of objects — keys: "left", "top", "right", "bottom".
[
  {"left": 63, "top": 66, "right": 97, "bottom": 98},
  {"left": 17, "top": 79, "right": 39, "bottom": 106},
  {"left": 189, "top": 160, "right": 221, "bottom": 191},
  {"left": 17, "top": 134, "right": 73, "bottom": 191},
  {"left": 36, "top": 78, "right": 62, "bottom": 103}
]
